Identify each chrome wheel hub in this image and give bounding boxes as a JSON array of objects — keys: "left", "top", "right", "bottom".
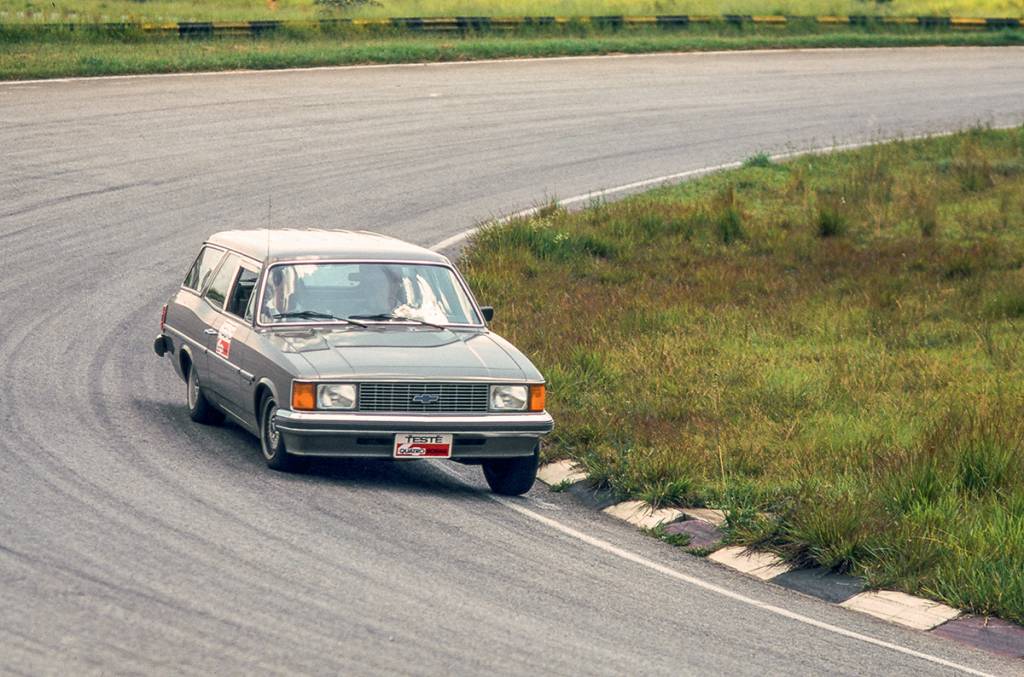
[
  {"left": 188, "top": 370, "right": 199, "bottom": 408},
  {"left": 263, "top": 404, "right": 279, "bottom": 458},
  {"left": 268, "top": 413, "right": 279, "bottom": 448}
]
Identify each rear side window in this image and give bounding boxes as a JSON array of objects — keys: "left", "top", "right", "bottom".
[
  {"left": 183, "top": 246, "right": 224, "bottom": 292},
  {"left": 227, "top": 267, "right": 260, "bottom": 319},
  {"left": 204, "top": 254, "right": 240, "bottom": 308}
]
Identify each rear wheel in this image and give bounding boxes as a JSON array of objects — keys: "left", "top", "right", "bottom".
[
  {"left": 482, "top": 445, "right": 539, "bottom": 496},
  {"left": 186, "top": 363, "right": 224, "bottom": 425},
  {"left": 259, "top": 394, "right": 308, "bottom": 473}
]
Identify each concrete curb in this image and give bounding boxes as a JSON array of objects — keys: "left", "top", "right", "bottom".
[
  {"left": 5, "top": 15, "right": 1022, "bottom": 38},
  {"left": 535, "top": 462, "right": 1024, "bottom": 659},
  {"left": 681, "top": 507, "right": 727, "bottom": 527},
  {"left": 536, "top": 459, "right": 587, "bottom": 487},
  {"left": 708, "top": 546, "right": 795, "bottom": 580},
  {"left": 841, "top": 590, "right": 962, "bottom": 631},
  {"left": 601, "top": 500, "right": 684, "bottom": 530}
]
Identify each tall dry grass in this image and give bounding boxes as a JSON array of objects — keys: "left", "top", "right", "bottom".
[{"left": 463, "top": 127, "right": 1024, "bottom": 623}]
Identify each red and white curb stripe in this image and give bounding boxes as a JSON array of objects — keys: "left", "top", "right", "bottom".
[{"left": 535, "top": 461, "right": 1018, "bottom": 647}]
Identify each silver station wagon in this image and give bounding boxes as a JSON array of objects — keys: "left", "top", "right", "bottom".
[{"left": 154, "top": 229, "right": 553, "bottom": 495}]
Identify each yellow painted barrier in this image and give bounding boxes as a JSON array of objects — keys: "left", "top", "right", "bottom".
[
  {"left": 951, "top": 17, "right": 988, "bottom": 27},
  {"left": 15, "top": 15, "right": 1024, "bottom": 37}
]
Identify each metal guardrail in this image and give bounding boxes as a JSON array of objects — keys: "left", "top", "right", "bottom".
[{"left": 2, "top": 15, "right": 1021, "bottom": 37}]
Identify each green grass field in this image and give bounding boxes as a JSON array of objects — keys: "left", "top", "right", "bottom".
[
  {"left": 3, "top": 1, "right": 1023, "bottom": 80},
  {"left": 3, "top": 27, "right": 1021, "bottom": 80},
  {"left": 461, "top": 128, "right": 1024, "bottom": 624},
  {"left": 2, "top": 0, "right": 1023, "bottom": 23}
]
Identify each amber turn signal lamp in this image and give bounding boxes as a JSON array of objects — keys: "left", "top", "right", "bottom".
[
  {"left": 528, "top": 384, "right": 546, "bottom": 412},
  {"left": 292, "top": 382, "right": 316, "bottom": 411}
]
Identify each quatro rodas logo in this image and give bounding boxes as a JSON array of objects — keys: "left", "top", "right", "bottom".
[{"left": 394, "top": 433, "right": 453, "bottom": 459}]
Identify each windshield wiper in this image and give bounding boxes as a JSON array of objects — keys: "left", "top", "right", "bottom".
[
  {"left": 346, "top": 313, "right": 446, "bottom": 330},
  {"left": 273, "top": 311, "right": 367, "bottom": 327}
]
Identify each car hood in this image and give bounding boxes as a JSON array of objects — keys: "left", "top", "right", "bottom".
[{"left": 265, "top": 327, "right": 536, "bottom": 380}]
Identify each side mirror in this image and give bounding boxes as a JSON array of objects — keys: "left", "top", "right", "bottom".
[{"left": 480, "top": 306, "right": 494, "bottom": 322}]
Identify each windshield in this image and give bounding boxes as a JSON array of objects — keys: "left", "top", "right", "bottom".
[{"left": 259, "top": 262, "right": 480, "bottom": 326}]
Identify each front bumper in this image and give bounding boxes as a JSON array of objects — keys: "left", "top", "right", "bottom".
[{"left": 273, "top": 409, "right": 554, "bottom": 459}]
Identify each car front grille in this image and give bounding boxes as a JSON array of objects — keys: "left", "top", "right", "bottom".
[{"left": 357, "top": 382, "right": 490, "bottom": 413}]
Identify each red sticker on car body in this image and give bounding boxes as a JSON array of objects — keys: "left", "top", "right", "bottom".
[{"left": 215, "top": 324, "right": 236, "bottom": 359}]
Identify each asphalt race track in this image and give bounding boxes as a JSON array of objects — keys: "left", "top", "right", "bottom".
[{"left": 2, "top": 47, "right": 1024, "bottom": 675}]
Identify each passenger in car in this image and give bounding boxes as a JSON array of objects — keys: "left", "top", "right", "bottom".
[
  {"left": 262, "top": 266, "right": 304, "bottom": 321},
  {"left": 357, "top": 265, "right": 401, "bottom": 315}
]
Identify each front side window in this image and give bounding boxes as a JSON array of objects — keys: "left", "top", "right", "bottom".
[
  {"left": 183, "top": 246, "right": 224, "bottom": 292},
  {"left": 204, "top": 254, "right": 240, "bottom": 309},
  {"left": 259, "top": 262, "right": 480, "bottom": 326}
]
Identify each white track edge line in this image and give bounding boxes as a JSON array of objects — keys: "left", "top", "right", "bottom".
[
  {"left": 498, "top": 487, "right": 993, "bottom": 677},
  {"left": 432, "top": 464, "right": 993, "bottom": 676},
  {"left": 426, "top": 136, "right": 1024, "bottom": 676},
  {"left": 433, "top": 464, "right": 993, "bottom": 677}
]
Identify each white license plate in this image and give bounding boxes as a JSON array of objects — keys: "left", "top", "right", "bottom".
[{"left": 394, "top": 433, "right": 453, "bottom": 459}]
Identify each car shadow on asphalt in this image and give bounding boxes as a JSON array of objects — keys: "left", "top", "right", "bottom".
[{"left": 136, "top": 398, "right": 488, "bottom": 499}]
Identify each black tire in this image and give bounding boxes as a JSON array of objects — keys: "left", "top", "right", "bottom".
[
  {"left": 259, "top": 394, "right": 308, "bottom": 473},
  {"left": 186, "top": 362, "right": 224, "bottom": 425},
  {"left": 482, "top": 445, "right": 539, "bottom": 496}
]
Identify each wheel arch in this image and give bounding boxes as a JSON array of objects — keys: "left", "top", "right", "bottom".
[
  {"left": 177, "top": 344, "right": 196, "bottom": 381},
  {"left": 254, "top": 378, "right": 280, "bottom": 419}
]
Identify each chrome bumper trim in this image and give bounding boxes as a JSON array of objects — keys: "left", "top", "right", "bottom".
[{"left": 273, "top": 409, "right": 553, "bottom": 436}]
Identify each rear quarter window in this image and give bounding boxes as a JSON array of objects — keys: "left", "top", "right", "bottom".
[
  {"left": 204, "top": 254, "right": 241, "bottom": 308},
  {"left": 183, "top": 246, "right": 224, "bottom": 292},
  {"left": 183, "top": 246, "right": 225, "bottom": 290}
]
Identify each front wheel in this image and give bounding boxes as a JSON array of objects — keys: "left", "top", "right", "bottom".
[
  {"left": 259, "top": 395, "right": 308, "bottom": 473},
  {"left": 482, "top": 446, "right": 539, "bottom": 496}
]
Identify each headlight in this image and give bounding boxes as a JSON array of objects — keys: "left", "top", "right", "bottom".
[
  {"left": 490, "top": 384, "right": 528, "bottom": 411},
  {"left": 317, "top": 383, "right": 357, "bottom": 410}
]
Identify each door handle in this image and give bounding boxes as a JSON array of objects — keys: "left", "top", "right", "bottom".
[{"left": 204, "top": 328, "right": 219, "bottom": 335}]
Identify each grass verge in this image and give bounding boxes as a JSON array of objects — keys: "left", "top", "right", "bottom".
[
  {"left": 2, "top": 26, "right": 1023, "bottom": 80},
  {"left": 461, "top": 127, "right": 1024, "bottom": 624}
]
